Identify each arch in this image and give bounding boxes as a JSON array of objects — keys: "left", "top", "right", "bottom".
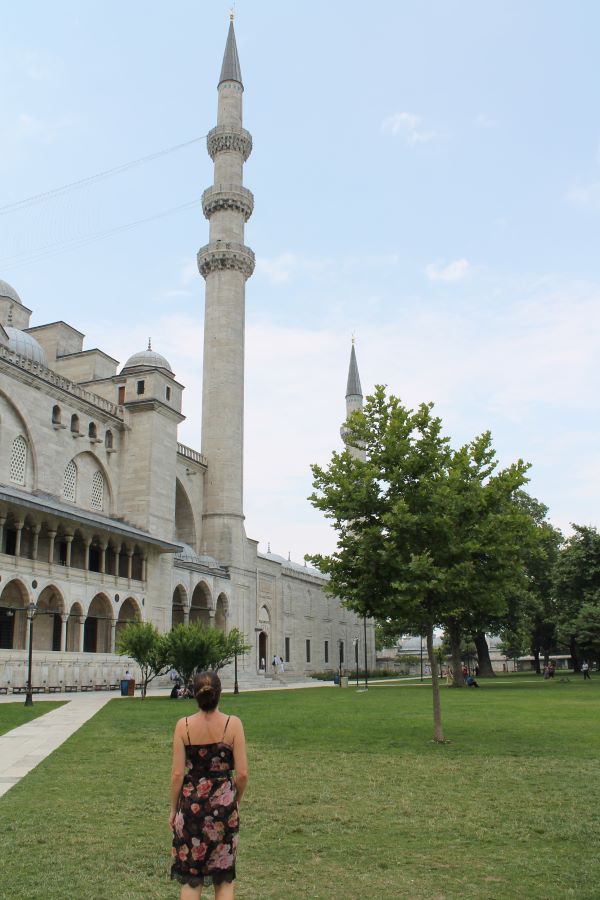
[
  {"left": 190, "top": 581, "right": 212, "bottom": 626},
  {"left": 116, "top": 597, "right": 141, "bottom": 643},
  {"left": 66, "top": 601, "right": 83, "bottom": 652},
  {"left": 88, "top": 421, "right": 97, "bottom": 439},
  {"left": 84, "top": 593, "right": 112, "bottom": 653},
  {"left": 35, "top": 585, "right": 65, "bottom": 651},
  {"left": 258, "top": 632, "right": 268, "bottom": 671},
  {"left": 70, "top": 413, "right": 79, "bottom": 433},
  {"left": 52, "top": 404, "right": 61, "bottom": 425},
  {"left": 215, "top": 593, "right": 228, "bottom": 632},
  {"left": 0, "top": 578, "right": 30, "bottom": 649},
  {"left": 175, "top": 478, "right": 198, "bottom": 548},
  {"left": 172, "top": 584, "right": 188, "bottom": 628},
  {"left": 69, "top": 451, "right": 114, "bottom": 514},
  {"left": 257, "top": 605, "right": 271, "bottom": 672},
  {"left": 63, "top": 459, "right": 77, "bottom": 502}
]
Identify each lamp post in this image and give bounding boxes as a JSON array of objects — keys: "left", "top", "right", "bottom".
[
  {"left": 363, "top": 614, "right": 368, "bottom": 690},
  {"left": 420, "top": 635, "right": 424, "bottom": 682},
  {"left": 25, "top": 601, "right": 37, "bottom": 707},
  {"left": 338, "top": 639, "right": 343, "bottom": 687},
  {"left": 234, "top": 649, "right": 239, "bottom": 695},
  {"left": 353, "top": 637, "right": 359, "bottom": 686}
]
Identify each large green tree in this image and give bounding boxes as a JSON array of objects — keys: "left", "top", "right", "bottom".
[
  {"left": 164, "top": 623, "right": 250, "bottom": 686},
  {"left": 554, "top": 525, "right": 600, "bottom": 671},
  {"left": 116, "top": 621, "right": 170, "bottom": 699},
  {"left": 308, "top": 387, "right": 533, "bottom": 741}
]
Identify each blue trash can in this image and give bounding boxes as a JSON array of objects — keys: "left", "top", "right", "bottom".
[
  {"left": 333, "top": 673, "right": 339, "bottom": 685},
  {"left": 120, "top": 679, "right": 129, "bottom": 696}
]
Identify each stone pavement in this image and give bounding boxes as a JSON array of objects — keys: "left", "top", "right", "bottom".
[{"left": 0, "top": 679, "right": 328, "bottom": 799}]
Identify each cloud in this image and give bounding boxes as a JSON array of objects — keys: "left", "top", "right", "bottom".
[
  {"left": 425, "top": 259, "right": 471, "bottom": 282},
  {"left": 255, "top": 252, "right": 300, "bottom": 284},
  {"left": 381, "top": 112, "right": 439, "bottom": 146},
  {"left": 566, "top": 181, "right": 600, "bottom": 209}
]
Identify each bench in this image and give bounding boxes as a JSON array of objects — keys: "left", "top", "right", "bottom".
[
  {"left": 109, "top": 684, "right": 119, "bottom": 691},
  {"left": 94, "top": 684, "right": 109, "bottom": 691},
  {"left": 79, "top": 685, "right": 93, "bottom": 692},
  {"left": 46, "top": 686, "right": 61, "bottom": 693},
  {"left": 64, "top": 685, "right": 78, "bottom": 692},
  {"left": 12, "top": 686, "right": 44, "bottom": 694},
  {"left": 0, "top": 686, "right": 8, "bottom": 695}
]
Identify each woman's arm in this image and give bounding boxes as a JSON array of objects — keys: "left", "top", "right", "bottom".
[
  {"left": 169, "top": 720, "right": 186, "bottom": 828},
  {"left": 232, "top": 717, "right": 248, "bottom": 804}
]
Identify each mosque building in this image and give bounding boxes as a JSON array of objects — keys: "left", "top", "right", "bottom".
[{"left": 0, "top": 19, "right": 374, "bottom": 690}]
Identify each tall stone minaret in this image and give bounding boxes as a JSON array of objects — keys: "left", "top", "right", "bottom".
[
  {"left": 198, "top": 15, "right": 255, "bottom": 566},
  {"left": 341, "top": 339, "right": 365, "bottom": 460}
]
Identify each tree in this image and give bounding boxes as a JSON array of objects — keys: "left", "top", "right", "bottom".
[
  {"left": 308, "top": 386, "right": 533, "bottom": 742},
  {"left": 116, "top": 621, "right": 171, "bottom": 699},
  {"left": 554, "top": 525, "right": 600, "bottom": 671},
  {"left": 571, "top": 604, "right": 600, "bottom": 668},
  {"left": 498, "top": 626, "right": 529, "bottom": 671},
  {"left": 374, "top": 620, "right": 403, "bottom": 652},
  {"left": 164, "top": 623, "right": 251, "bottom": 686}
]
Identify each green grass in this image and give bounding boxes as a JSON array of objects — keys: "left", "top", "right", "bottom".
[
  {"left": 0, "top": 700, "right": 66, "bottom": 736},
  {"left": 1, "top": 680, "right": 600, "bottom": 899}
]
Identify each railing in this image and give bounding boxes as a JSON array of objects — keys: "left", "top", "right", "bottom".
[
  {"left": 177, "top": 443, "right": 207, "bottom": 467},
  {"left": 0, "top": 345, "right": 123, "bottom": 419}
]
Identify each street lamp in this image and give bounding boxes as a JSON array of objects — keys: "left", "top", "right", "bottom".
[
  {"left": 363, "top": 614, "right": 368, "bottom": 690},
  {"left": 25, "top": 601, "right": 37, "bottom": 708},
  {"left": 353, "top": 637, "right": 359, "bottom": 686},
  {"left": 234, "top": 648, "right": 239, "bottom": 695},
  {"left": 338, "top": 639, "right": 343, "bottom": 687}
]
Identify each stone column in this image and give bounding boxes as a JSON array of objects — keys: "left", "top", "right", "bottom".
[
  {"left": 65, "top": 534, "right": 73, "bottom": 567},
  {"left": 31, "top": 523, "right": 41, "bottom": 561},
  {"left": 141, "top": 555, "right": 147, "bottom": 582},
  {"left": 14, "top": 521, "right": 23, "bottom": 558},
  {"left": 126, "top": 547, "right": 133, "bottom": 581},
  {"left": 78, "top": 616, "right": 85, "bottom": 653},
  {"left": 60, "top": 614, "right": 69, "bottom": 652},
  {"left": 110, "top": 619, "right": 117, "bottom": 654},
  {"left": 115, "top": 547, "right": 121, "bottom": 580},
  {"left": 84, "top": 538, "right": 92, "bottom": 571},
  {"left": 0, "top": 515, "right": 5, "bottom": 552},
  {"left": 183, "top": 606, "right": 190, "bottom": 625},
  {"left": 48, "top": 530, "right": 57, "bottom": 564},
  {"left": 100, "top": 542, "right": 107, "bottom": 575}
]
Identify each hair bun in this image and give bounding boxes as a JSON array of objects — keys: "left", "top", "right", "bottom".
[{"left": 199, "top": 685, "right": 213, "bottom": 694}]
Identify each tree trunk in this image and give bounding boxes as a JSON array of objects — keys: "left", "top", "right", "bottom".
[
  {"left": 570, "top": 635, "right": 580, "bottom": 672},
  {"left": 447, "top": 620, "right": 464, "bottom": 687},
  {"left": 426, "top": 625, "right": 444, "bottom": 742},
  {"left": 473, "top": 631, "right": 495, "bottom": 677},
  {"left": 533, "top": 648, "right": 541, "bottom": 674}
]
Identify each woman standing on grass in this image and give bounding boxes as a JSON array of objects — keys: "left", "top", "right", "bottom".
[{"left": 169, "top": 671, "right": 248, "bottom": 900}]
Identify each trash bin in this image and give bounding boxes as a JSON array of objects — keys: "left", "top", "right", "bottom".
[
  {"left": 120, "top": 679, "right": 129, "bottom": 696},
  {"left": 333, "top": 673, "right": 339, "bottom": 685},
  {"left": 340, "top": 675, "right": 349, "bottom": 688},
  {"left": 127, "top": 679, "right": 135, "bottom": 696}
]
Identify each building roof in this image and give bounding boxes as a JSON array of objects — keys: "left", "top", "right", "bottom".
[
  {"left": 258, "top": 549, "right": 325, "bottom": 579},
  {"left": 346, "top": 344, "right": 362, "bottom": 398},
  {"left": 174, "top": 542, "right": 227, "bottom": 573},
  {"left": 121, "top": 344, "right": 173, "bottom": 374},
  {"left": 218, "top": 20, "right": 243, "bottom": 87},
  {"left": 0, "top": 279, "right": 22, "bottom": 306},
  {"left": 5, "top": 326, "right": 48, "bottom": 367},
  {"left": 0, "top": 483, "right": 180, "bottom": 551}
]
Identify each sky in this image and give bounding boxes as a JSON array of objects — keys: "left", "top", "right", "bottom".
[{"left": 2, "top": 1, "right": 600, "bottom": 561}]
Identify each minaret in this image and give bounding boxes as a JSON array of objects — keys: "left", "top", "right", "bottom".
[
  {"left": 198, "top": 14, "right": 255, "bottom": 566},
  {"left": 341, "top": 339, "right": 365, "bottom": 460}
]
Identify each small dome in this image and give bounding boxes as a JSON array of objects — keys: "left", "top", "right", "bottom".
[
  {"left": 121, "top": 346, "right": 172, "bottom": 374},
  {"left": 175, "top": 543, "right": 220, "bottom": 569},
  {"left": 5, "top": 327, "right": 47, "bottom": 367},
  {"left": 0, "top": 280, "right": 22, "bottom": 306}
]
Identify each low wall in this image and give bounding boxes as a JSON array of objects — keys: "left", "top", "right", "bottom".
[{"left": 0, "top": 650, "right": 140, "bottom": 690}]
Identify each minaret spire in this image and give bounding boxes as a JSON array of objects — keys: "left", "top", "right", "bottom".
[
  {"left": 341, "top": 339, "right": 365, "bottom": 460},
  {"left": 198, "top": 18, "right": 255, "bottom": 567}
]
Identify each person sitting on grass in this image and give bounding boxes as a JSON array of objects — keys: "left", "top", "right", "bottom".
[{"left": 465, "top": 674, "right": 479, "bottom": 688}]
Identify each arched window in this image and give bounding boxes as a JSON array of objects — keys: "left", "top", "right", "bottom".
[
  {"left": 70, "top": 414, "right": 79, "bottom": 433},
  {"left": 91, "top": 471, "right": 104, "bottom": 511},
  {"left": 105, "top": 429, "right": 113, "bottom": 450},
  {"left": 88, "top": 422, "right": 97, "bottom": 440},
  {"left": 9, "top": 435, "right": 27, "bottom": 485},
  {"left": 63, "top": 460, "right": 77, "bottom": 502},
  {"left": 52, "top": 405, "right": 61, "bottom": 425}
]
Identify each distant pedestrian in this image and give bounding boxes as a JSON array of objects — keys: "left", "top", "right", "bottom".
[
  {"left": 259, "top": 657, "right": 266, "bottom": 671},
  {"left": 465, "top": 674, "right": 479, "bottom": 688},
  {"left": 548, "top": 661, "right": 556, "bottom": 678},
  {"left": 278, "top": 656, "right": 285, "bottom": 674},
  {"left": 582, "top": 661, "right": 591, "bottom": 680},
  {"left": 543, "top": 664, "right": 550, "bottom": 680},
  {"left": 272, "top": 654, "right": 278, "bottom": 673}
]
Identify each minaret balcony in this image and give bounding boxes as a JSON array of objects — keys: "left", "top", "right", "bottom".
[
  {"left": 197, "top": 241, "right": 255, "bottom": 280},
  {"left": 207, "top": 125, "right": 252, "bottom": 162},
  {"left": 202, "top": 184, "right": 254, "bottom": 222}
]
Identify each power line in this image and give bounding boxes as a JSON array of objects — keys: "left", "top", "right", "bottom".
[
  {"left": 0, "top": 199, "right": 199, "bottom": 271},
  {"left": 0, "top": 135, "right": 207, "bottom": 217}
]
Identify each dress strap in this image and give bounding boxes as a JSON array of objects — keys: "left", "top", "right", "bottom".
[
  {"left": 222, "top": 715, "right": 231, "bottom": 741},
  {"left": 185, "top": 717, "right": 191, "bottom": 746}
]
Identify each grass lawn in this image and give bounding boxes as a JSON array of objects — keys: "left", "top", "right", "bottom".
[
  {"left": 0, "top": 700, "right": 66, "bottom": 737},
  {"left": 1, "top": 678, "right": 600, "bottom": 899}
]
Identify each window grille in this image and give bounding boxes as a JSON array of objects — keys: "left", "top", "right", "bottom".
[
  {"left": 9, "top": 435, "right": 27, "bottom": 485},
  {"left": 63, "top": 461, "right": 77, "bottom": 502},
  {"left": 91, "top": 471, "right": 104, "bottom": 510}
]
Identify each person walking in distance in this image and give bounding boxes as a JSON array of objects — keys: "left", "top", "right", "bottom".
[{"left": 582, "top": 660, "right": 591, "bottom": 680}]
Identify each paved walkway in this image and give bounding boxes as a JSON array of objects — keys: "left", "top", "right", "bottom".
[{"left": 0, "top": 679, "right": 327, "bottom": 799}]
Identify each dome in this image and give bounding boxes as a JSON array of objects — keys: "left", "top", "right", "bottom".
[
  {"left": 5, "top": 326, "right": 47, "bottom": 367},
  {"left": 175, "top": 543, "right": 220, "bottom": 569},
  {"left": 121, "top": 342, "right": 172, "bottom": 374},
  {"left": 0, "top": 279, "right": 22, "bottom": 306}
]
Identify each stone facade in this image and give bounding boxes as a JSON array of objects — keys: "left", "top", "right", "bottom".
[{"left": 0, "top": 20, "right": 374, "bottom": 691}]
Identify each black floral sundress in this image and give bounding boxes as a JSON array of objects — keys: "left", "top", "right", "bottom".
[{"left": 171, "top": 716, "right": 239, "bottom": 887}]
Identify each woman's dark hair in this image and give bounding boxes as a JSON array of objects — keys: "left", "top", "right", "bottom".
[{"left": 193, "top": 670, "right": 222, "bottom": 711}]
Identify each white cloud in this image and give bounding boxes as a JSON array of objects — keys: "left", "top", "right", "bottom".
[
  {"left": 381, "top": 112, "right": 439, "bottom": 146},
  {"left": 566, "top": 181, "right": 600, "bottom": 209},
  {"left": 425, "top": 259, "right": 471, "bottom": 282},
  {"left": 255, "top": 252, "right": 300, "bottom": 284}
]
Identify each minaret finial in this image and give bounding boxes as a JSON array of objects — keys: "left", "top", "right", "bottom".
[
  {"left": 148, "top": 337, "right": 152, "bottom": 351},
  {"left": 352, "top": 332, "right": 355, "bottom": 346},
  {"left": 230, "top": 5, "right": 235, "bottom": 21}
]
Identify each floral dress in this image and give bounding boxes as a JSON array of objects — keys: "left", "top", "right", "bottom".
[{"left": 171, "top": 717, "right": 239, "bottom": 888}]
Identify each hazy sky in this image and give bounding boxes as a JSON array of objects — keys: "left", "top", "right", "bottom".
[{"left": 2, "top": 1, "right": 600, "bottom": 560}]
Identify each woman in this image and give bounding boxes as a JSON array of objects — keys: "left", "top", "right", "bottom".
[{"left": 170, "top": 671, "right": 248, "bottom": 899}]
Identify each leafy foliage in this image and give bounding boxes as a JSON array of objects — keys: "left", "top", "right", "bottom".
[
  {"left": 116, "top": 621, "right": 170, "bottom": 699},
  {"left": 163, "top": 623, "right": 250, "bottom": 685}
]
